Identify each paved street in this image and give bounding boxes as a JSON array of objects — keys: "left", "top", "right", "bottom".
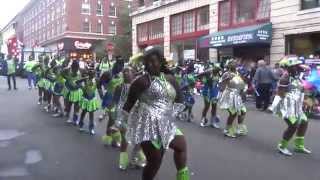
[{"left": 0, "top": 77, "right": 320, "bottom": 180}]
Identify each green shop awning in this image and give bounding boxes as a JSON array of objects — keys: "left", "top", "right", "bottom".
[{"left": 199, "top": 23, "right": 272, "bottom": 48}]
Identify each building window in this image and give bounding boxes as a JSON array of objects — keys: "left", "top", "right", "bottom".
[
  {"left": 257, "top": 0, "right": 270, "bottom": 19},
  {"left": 218, "top": 0, "right": 270, "bottom": 30},
  {"left": 109, "top": 2, "right": 116, "bottom": 17},
  {"left": 197, "top": 6, "right": 209, "bottom": 31},
  {"left": 137, "top": 23, "right": 148, "bottom": 42},
  {"left": 219, "top": 1, "right": 231, "bottom": 28},
  {"left": 233, "top": 0, "right": 255, "bottom": 24},
  {"left": 301, "top": 0, "right": 320, "bottom": 10},
  {"left": 184, "top": 11, "right": 195, "bottom": 33},
  {"left": 171, "top": 14, "right": 183, "bottom": 36},
  {"left": 109, "top": 21, "right": 116, "bottom": 34},
  {"left": 149, "top": 19, "right": 163, "bottom": 40},
  {"left": 83, "top": 19, "right": 90, "bottom": 32},
  {"left": 81, "top": 0, "right": 91, "bottom": 14},
  {"left": 139, "top": 0, "right": 144, "bottom": 7},
  {"left": 97, "top": 1, "right": 103, "bottom": 15},
  {"left": 97, "top": 20, "right": 103, "bottom": 33}
]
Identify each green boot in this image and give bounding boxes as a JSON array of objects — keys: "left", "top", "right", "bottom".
[
  {"left": 294, "top": 137, "right": 311, "bottom": 154},
  {"left": 119, "top": 152, "right": 129, "bottom": 170},
  {"left": 112, "top": 131, "right": 122, "bottom": 147},
  {"left": 102, "top": 135, "right": 113, "bottom": 146},
  {"left": 177, "top": 167, "right": 190, "bottom": 180}
]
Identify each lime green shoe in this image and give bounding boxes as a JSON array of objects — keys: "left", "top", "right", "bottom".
[
  {"left": 177, "top": 167, "right": 190, "bottom": 180},
  {"left": 223, "top": 125, "right": 236, "bottom": 138},
  {"left": 119, "top": 152, "right": 129, "bottom": 170},
  {"left": 131, "top": 150, "right": 146, "bottom": 168},
  {"left": 237, "top": 124, "right": 248, "bottom": 136},
  {"left": 294, "top": 137, "right": 312, "bottom": 154},
  {"left": 102, "top": 135, "right": 113, "bottom": 146},
  {"left": 277, "top": 139, "right": 292, "bottom": 156},
  {"left": 112, "top": 131, "right": 122, "bottom": 148}
]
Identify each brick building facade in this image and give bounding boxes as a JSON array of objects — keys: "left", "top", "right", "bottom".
[{"left": 3, "top": 0, "right": 130, "bottom": 60}]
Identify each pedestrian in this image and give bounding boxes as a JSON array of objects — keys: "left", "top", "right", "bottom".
[
  {"left": 269, "top": 57, "right": 311, "bottom": 156},
  {"left": 219, "top": 59, "right": 248, "bottom": 138},
  {"left": 5, "top": 55, "right": 17, "bottom": 90},
  {"left": 122, "top": 46, "right": 190, "bottom": 180},
  {"left": 199, "top": 63, "right": 221, "bottom": 128},
  {"left": 24, "top": 55, "right": 37, "bottom": 89},
  {"left": 98, "top": 57, "right": 113, "bottom": 77},
  {"left": 78, "top": 69, "right": 100, "bottom": 135},
  {"left": 253, "top": 60, "right": 277, "bottom": 111}
]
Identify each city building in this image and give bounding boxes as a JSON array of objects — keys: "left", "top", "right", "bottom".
[
  {"left": 200, "top": 0, "right": 271, "bottom": 65},
  {"left": 1, "top": 0, "right": 131, "bottom": 61},
  {"left": 270, "top": 0, "right": 320, "bottom": 62},
  {"left": 131, "top": 0, "right": 212, "bottom": 64}
]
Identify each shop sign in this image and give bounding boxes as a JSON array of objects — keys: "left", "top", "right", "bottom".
[
  {"left": 304, "top": 58, "right": 320, "bottom": 64},
  {"left": 183, "top": 49, "right": 195, "bottom": 60},
  {"left": 74, "top": 41, "right": 92, "bottom": 49},
  {"left": 199, "top": 23, "right": 272, "bottom": 48}
]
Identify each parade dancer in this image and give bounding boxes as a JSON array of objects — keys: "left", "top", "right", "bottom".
[
  {"left": 180, "top": 73, "right": 196, "bottom": 122},
  {"left": 200, "top": 64, "right": 221, "bottom": 128},
  {"left": 99, "top": 71, "right": 123, "bottom": 147},
  {"left": 114, "top": 66, "right": 146, "bottom": 170},
  {"left": 32, "top": 57, "right": 45, "bottom": 105},
  {"left": 78, "top": 69, "right": 100, "bottom": 135},
  {"left": 65, "top": 60, "right": 83, "bottom": 125},
  {"left": 122, "top": 46, "right": 190, "bottom": 180},
  {"left": 43, "top": 58, "right": 55, "bottom": 113},
  {"left": 52, "top": 66, "right": 66, "bottom": 117},
  {"left": 219, "top": 59, "right": 248, "bottom": 138},
  {"left": 269, "top": 57, "right": 311, "bottom": 156}
]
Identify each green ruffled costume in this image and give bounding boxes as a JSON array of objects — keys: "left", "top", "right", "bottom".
[
  {"left": 32, "top": 65, "right": 45, "bottom": 88},
  {"left": 80, "top": 79, "right": 100, "bottom": 112},
  {"left": 66, "top": 73, "right": 83, "bottom": 103}
]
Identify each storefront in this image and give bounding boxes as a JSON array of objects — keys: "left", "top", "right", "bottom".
[
  {"left": 285, "top": 32, "right": 320, "bottom": 58},
  {"left": 170, "top": 6, "right": 210, "bottom": 64},
  {"left": 47, "top": 38, "right": 99, "bottom": 61},
  {"left": 199, "top": 22, "right": 272, "bottom": 64}
]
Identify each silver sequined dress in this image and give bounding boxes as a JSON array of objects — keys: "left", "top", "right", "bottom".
[
  {"left": 127, "top": 74, "right": 178, "bottom": 149},
  {"left": 269, "top": 75, "right": 307, "bottom": 121},
  {"left": 218, "top": 72, "right": 246, "bottom": 112}
]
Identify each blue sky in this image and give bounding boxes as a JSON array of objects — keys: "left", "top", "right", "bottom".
[{"left": 0, "top": 0, "right": 30, "bottom": 29}]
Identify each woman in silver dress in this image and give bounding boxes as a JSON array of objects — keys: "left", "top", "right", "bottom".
[
  {"left": 270, "top": 57, "right": 311, "bottom": 156},
  {"left": 122, "top": 47, "right": 190, "bottom": 180},
  {"left": 219, "top": 59, "right": 248, "bottom": 138}
]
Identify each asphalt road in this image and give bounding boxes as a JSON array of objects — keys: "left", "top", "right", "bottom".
[{"left": 0, "top": 77, "right": 320, "bottom": 180}]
